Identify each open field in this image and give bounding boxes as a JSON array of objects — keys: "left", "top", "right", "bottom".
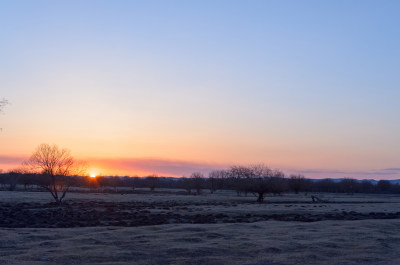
[{"left": 0, "top": 190, "right": 399, "bottom": 264}]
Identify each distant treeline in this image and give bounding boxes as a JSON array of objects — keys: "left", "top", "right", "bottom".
[{"left": 1, "top": 165, "right": 399, "bottom": 200}]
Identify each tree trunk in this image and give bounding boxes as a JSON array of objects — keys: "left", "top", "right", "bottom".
[{"left": 257, "top": 192, "right": 264, "bottom": 203}]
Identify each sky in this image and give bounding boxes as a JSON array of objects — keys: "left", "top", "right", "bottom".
[{"left": 1, "top": 0, "right": 400, "bottom": 179}]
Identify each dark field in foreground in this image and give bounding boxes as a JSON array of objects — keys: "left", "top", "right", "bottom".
[{"left": 0, "top": 191, "right": 399, "bottom": 264}]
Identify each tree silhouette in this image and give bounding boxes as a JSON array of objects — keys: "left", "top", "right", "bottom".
[
  {"left": 190, "top": 172, "right": 205, "bottom": 195},
  {"left": 228, "top": 164, "right": 285, "bottom": 202},
  {"left": 23, "top": 143, "right": 86, "bottom": 204},
  {"left": 145, "top": 174, "right": 160, "bottom": 191},
  {"left": 288, "top": 174, "right": 306, "bottom": 194},
  {"left": 208, "top": 170, "right": 227, "bottom": 193}
]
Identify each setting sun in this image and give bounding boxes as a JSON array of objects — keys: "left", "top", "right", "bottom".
[{"left": 90, "top": 173, "right": 97, "bottom": 178}]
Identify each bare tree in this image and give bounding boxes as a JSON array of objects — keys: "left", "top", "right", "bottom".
[
  {"left": 360, "top": 180, "right": 375, "bottom": 193},
  {"left": 288, "top": 174, "right": 306, "bottom": 194},
  {"left": 23, "top": 143, "right": 86, "bottom": 204},
  {"left": 191, "top": 172, "right": 205, "bottom": 195},
  {"left": 145, "top": 174, "right": 160, "bottom": 191},
  {"left": 377, "top": 180, "right": 392, "bottom": 193},
  {"left": 179, "top": 177, "right": 193, "bottom": 195},
  {"left": 228, "top": 164, "right": 285, "bottom": 202},
  {"left": 208, "top": 170, "right": 227, "bottom": 193},
  {"left": 229, "top": 165, "right": 254, "bottom": 196},
  {"left": 339, "top": 178, "right": 357, "bottom": 195}
]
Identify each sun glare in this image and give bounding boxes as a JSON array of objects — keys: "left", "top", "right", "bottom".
[{"left": 90, "top": 173, "right": 97, "bottom": 178}]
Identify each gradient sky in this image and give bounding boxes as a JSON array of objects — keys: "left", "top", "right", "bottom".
[{"left": 1, "top": 1, "right": 400, "bottom": 179}]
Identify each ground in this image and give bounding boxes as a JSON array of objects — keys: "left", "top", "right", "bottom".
[{"left": 0, "top": 190, "right": 399, "bottom": 264}]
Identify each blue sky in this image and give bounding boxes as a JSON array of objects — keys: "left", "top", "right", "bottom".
[{"left": 1, "top": 1, "right": 400, "bottom": 178}]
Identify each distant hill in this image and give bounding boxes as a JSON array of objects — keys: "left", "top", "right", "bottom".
[
  {"left": 90, "top": 175, "right": 400, "bottom": 184},
  {"left": 308, "top": 178, "right": 400, "bottom": 184}
]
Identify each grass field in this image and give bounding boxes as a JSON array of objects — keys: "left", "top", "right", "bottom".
[{"left": 0, "top": 190, "right": 399, "bottom": 264}]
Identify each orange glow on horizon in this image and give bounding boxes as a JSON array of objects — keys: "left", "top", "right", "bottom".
[{"left": 1, "top": 153, "right": 400, "bottom": 180}]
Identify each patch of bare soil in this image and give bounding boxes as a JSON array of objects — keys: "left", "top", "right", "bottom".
[{"left": 1, "top": 200, "right": 399, "bottom": 228}]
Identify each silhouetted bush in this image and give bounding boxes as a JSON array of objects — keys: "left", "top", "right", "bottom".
[{"left": 145, "top": 175, "right": 160, "bottom": 191}]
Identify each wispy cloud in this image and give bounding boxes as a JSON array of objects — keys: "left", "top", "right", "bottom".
[
  {"left": 289, "top": 168, "right": 400, "bottom": 179},
  {"left": 3, "top": 154, "right": 400, "bottom": 180},
  {"left": 0, "top": 155, "right": 26, "bottom": 165},
  {"left": 1, "top": 155, "right": 225, "bottom": 177},
  {"left": 90, "top": 157, "right": 226, "bottom": 177},
  {"left": 296, "top": 169, "right": 397, "bottom": 176},
  {"left": 383, "top": 168, "right": 400, "bottom": 171},
  {"left": 0, "top": 155, "right": 27, "bottom": 172}
]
